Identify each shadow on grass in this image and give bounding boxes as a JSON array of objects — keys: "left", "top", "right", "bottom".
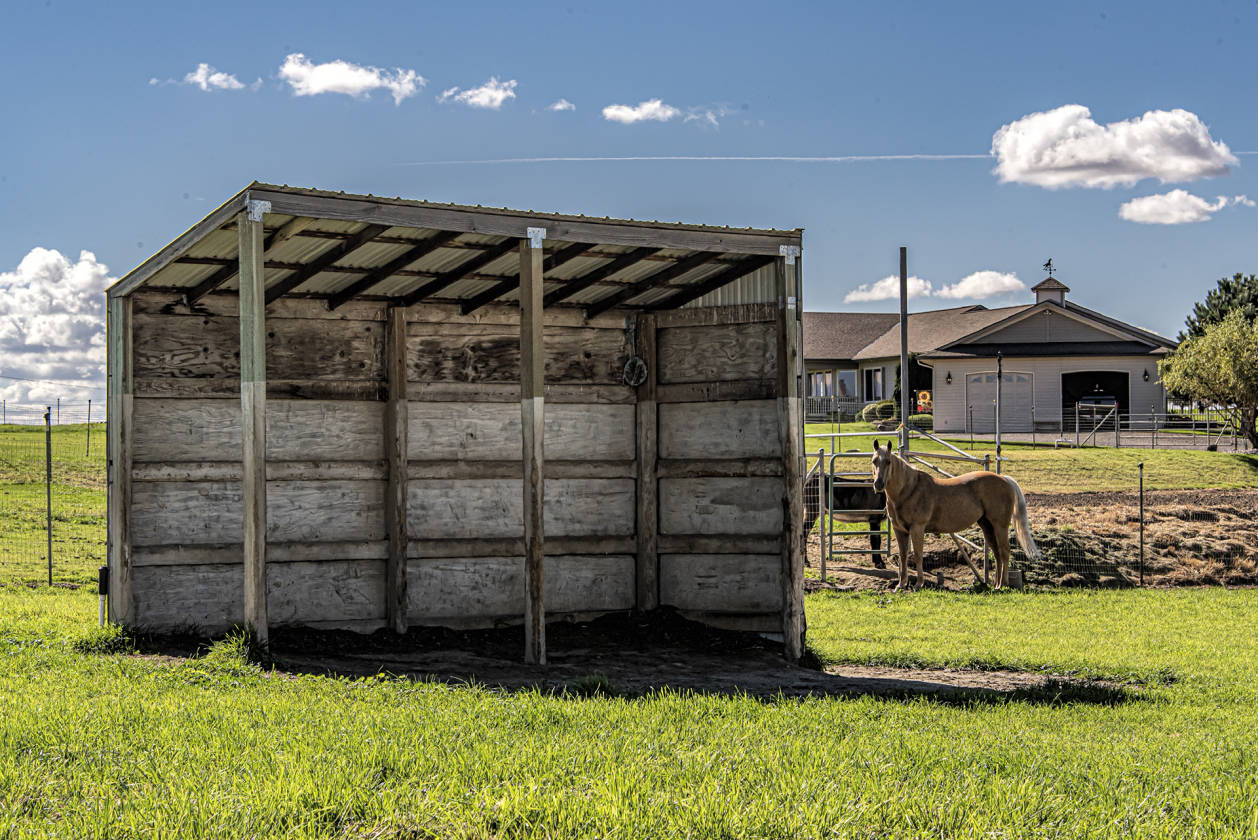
[{"left": 101, "top": 609, "right": 1139, "bottom": 707}]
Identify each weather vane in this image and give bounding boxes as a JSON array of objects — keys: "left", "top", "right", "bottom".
[{"left": 1043, "top": 258, "right": 1054, "bottom": 277}]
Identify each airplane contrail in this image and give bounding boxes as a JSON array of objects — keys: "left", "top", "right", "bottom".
[{"left": 402, "top": 153, "right": 994, "bottom": 166}]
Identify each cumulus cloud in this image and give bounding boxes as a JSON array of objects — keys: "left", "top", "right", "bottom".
[
  {"left": 602, "top": 99, "right": 681, "bottom": 124},
  {"left": 547, "top": 98, "right": 575, "bottom": 112},
  {"left": 278, "top": 53, "right": 424, "bottom": 105},
  {"left": 0, "top": 248, "right": 112, "bottom": 402},
  {"left": 844, "top": 275, "right": 932, "bottom": 303},
  {"left": 935, "top": 271, "right": 1026, "bottom": 300},
  {"left": 991, "top": 105, "right": 1237, "bottom": 189},
  {"left": 183, "top": 63, "right": 245, "bottom": 91},
  {"left": 438, "top": 77, "right": 517, "bottom": 109},
  {"left": 1118, "top": 190, "right": 1254, "bottom": 224}
]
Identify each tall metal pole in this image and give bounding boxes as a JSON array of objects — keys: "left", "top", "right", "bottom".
[
  {"left": 1138, "top": 461, "right": 1145, "bottom": 586},
  {"left": 898, "top": 246, "right": 910, "bottom": 453},
  {"left": 85, "top": 399, "right": 92, "bottom": 457},
  {"left": 995, "top": 352, "right": 1003, "bottom": 474},
  {"left": 44, "top": 408, "right": 53, "bottom": 586}
]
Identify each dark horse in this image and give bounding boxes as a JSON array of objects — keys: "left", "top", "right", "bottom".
[{"left": 804, "top": 467, "right": 887, "bottom": 567}]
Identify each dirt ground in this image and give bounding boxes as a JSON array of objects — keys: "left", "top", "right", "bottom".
[
  {"left": 807, "top": 488, "right": 1258, "bottom": 591},
  {"left": 192, "top": 610, "right": 1125, "bottom": 703}
]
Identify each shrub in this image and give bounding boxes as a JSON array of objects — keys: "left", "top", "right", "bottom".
[
  {"left": 908, "top": 413, "right": 933, "bottom": 431},
  {"left": 860, "top": 400, "right": 897, "bottom": 423}
]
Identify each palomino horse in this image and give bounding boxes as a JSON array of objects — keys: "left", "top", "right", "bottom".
[{"left": 870, "top": 440, "right": 1040, "bottom": 589}]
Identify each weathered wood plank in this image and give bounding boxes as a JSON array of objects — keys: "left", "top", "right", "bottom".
[
  {"left": 132, "top": 289, "right": 387, "bottom": 321},
  {"left": 659, "top": 400, "right": 779, "bottom": 459},
  {"left": 406, "top": 478, "right": 633, "bottom": 540},
  {"left": 408, "top": 537, "right": 636, "bottom": 558},
  {"left": 656, "top": 458, "right": 783, "bottom": 479},
  {"left": 133, "top": 541, "right": 388, "bottom": 566},
  {"left": 652, "top": 303, "right": 777, "bottom": 328},
  {"left": 406, "top": 322, "right": 630, "bottom": 385},
  {"left": 658, "top": 477, "right": 784, "bottom": 536},
  {"left": 406, "top": 382, "right": 634, "bottom": 404},
  {"left": 106, "top": 294, "right": 134, "bottom": 624},
  {"left": 132, "top": 480, "right": 385, "bottom": 545},
  {"left": 777, "top": 251, "right": 806, "bottom": 661},
  {"left": 404, "top": 460, "right": 633, "bottom": 480},
  {"left": 133, "top": 461, "right": 386, "bottom": 482},
  {"left": 656, "top": 322, "right": 777, "bottom": 385},
  {"left": 131, "top": 563, "right": 241, "bottom": 632},
  {"left": 131, "top": 399, "right": 383, "bottom": 462},
  {"left": 659, "top": 554, "right": 782, "bottom": 612},
  {"left": 133, "top": 377, "right": 386, "bottom": 400},
  {"left": 658, "top": 535, "right": 781, "bottom": 554},
  {"left": 269, "top": 560, "right": 385, "bottom": 624},
  {"left": 656, "top": 379, "right": 776, "bottom": 404},
  {"left": 133, "top": 313, "right": 384, "bottom": 382},
  {"left": 238, "top": 210, "right": 269, "bottom": 643},
  {"left": 407, "top": 554, "right": 633, "bottom": 621},
  {"left": 406, "top": 402, "right": 633, "bottom": 461},
  {"left": 635, "top": 312, "right": 659, "bottom": 610},
  {"left": 384, "top": 306, "right": 409, "bottom": 633}
]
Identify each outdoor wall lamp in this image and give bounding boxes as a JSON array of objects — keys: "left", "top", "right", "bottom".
[
  {"left": 945, "top": 371, "right": 953, "bottom": 385},
  {"left": 1143, "top": 369, "right": 1150, "bottom": 382}
]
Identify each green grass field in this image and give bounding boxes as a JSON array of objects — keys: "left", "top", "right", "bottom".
[
  {"left": 1, "top": 587, "right": 1256, "bottom": 837},
  {"left": 806, "top": 421, "right": 1258, "bottom": 494}
]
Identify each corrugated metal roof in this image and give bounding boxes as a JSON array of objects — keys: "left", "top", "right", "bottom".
[{"left": 110, "top": 182, "right": 802, "bottom": 313}]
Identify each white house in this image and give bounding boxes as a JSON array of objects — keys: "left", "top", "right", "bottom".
[{"left": 804, "top": 274, "right": 1178, "bottom": 432}]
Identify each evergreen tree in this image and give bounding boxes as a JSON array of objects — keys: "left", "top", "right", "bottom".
[{"left": 1181, "top": 273, "right": 1258, "bottom": 341}]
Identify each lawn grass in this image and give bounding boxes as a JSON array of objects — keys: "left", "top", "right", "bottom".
[
  {"left": 806, "top": 422, "right": 1258, "bottom": 494},
  {"left": 0, "top": 424, "right": 104, "bottom": 585},
  {"left": 1, "top": 587, "right": 1257, "bottom": 837}
]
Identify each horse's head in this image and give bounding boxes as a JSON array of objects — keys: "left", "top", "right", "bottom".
[{"left": 871, "top": 439, "right": 893, "bottom": 493}]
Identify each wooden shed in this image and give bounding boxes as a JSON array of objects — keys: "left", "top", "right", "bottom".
[{"left": 106, "top": 183, "right": 807, "bottom": 662}]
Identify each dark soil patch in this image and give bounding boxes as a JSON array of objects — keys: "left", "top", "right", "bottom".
[{"left": 130, "top": 609, "right": 1126, "bottom": 704}]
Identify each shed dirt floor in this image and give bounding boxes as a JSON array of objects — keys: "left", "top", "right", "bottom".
[
  {"left": 807, "top": 488, "right": 1258, "bottom": 591},
  {"left": 159, "top": 611, "right": 1127, "bottom": 703}
]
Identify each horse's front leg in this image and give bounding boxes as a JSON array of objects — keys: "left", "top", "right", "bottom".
[
  {"left": 892, "top": 526, "right": 910, "bottom": 590},
  {"left": 910, "top": 527, "right": 927, "bottom": 589}
]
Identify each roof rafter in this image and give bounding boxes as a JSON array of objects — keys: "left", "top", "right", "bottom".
[
  {"left": 263, "top": 223, "right": 391, "bottom": 305},
  {"left": 583, "top": 251, "right": 721, "bottom": 319},
  {"left": 542, "top": 247, "right": 663, "bottom": 309},
  {"left": 397, "top": 237, "right": 519, "bottom": 307},
  {"left": 459, "top": 242, "right": 598, "bottom": 316},
  {"left": 326, "top": 230, "right": 462, "bottom": 311},
  {"left": 646, "top": 255, "right": 776, "bottom": 311},
  {"left": 183, "top": 216, "right": 315, "bottom": 305}
]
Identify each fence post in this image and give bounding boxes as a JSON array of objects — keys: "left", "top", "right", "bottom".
[
  {"left": 1115, "top": 407, "right": 1120, "bottom": 448},
  {"left": 1074, "top": 404, "right": 1079, "bottom": 447},
  {"left": 44, "top": 408, "right": 53, "bottom": 587},
  {"left": 820, "top": 449, "right": 828, "bottom": 583},
  {"left": 86, "top": 399, "right": 92, "bottom": 456},
  {"left": 1138, "top": 461, "right": 1145, "bottom": 586},
  {"left": 1150, "top": 404, "right": 1156, "bottom": 449}
]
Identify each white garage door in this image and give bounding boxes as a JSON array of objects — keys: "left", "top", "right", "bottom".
[{"left": 966, "top": 371, "right": 1033, "bottom": 433}]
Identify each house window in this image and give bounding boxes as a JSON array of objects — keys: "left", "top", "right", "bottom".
[
  {"left": 836, "top": 370, "right": 856, "bottom": 398},
  {"left": 864, "top": 368, "right": 883, "bottom": 400}
]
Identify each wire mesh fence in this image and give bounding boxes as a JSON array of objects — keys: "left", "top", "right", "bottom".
[{"left": 0, "top": 403, "right": 105, "bottom": 586}]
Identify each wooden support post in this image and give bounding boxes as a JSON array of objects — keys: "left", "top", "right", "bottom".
[
  {"left": 105, "top": 293, "right": 133, "bottom": 624},
  {"left": 238, "top": 201, "right": 270, "bottom": 645},
  {"left": 776, "top": 245, "right": 805, "bottom": 661},
  {"left": 384, "top": 305, "right": 409, "bottom": 633},
  {"left": 635, "top": 312, "right": 659, "bottom": 610},
  {"left": 520, "top": 228, "right": 546, "bottom": 665}
]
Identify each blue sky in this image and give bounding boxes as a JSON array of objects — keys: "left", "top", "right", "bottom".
[{"left": 1, "top": 0, "right": 1256, "bottom": 401}]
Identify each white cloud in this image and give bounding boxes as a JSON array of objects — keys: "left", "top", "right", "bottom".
[
  {"left": 602, "top": 99, "right": 681, "bottom": 124},
  {"left": 547, "top": 98, "right": 575, "bottom": 112},
  {"left": 183, "top": 63, "right": 245, "bottom": 91},
  {"left": 684, "top": 105, "right": 735, "bottom": 128},
  {"left": 1118, "top": 190, "right": 1255, "bottom": 224},
  {"left": 844, "top": 275, "right": 932, "bottom": 303},
  {"left": 278, "top": 53, "right": 424, "bottom": 105},
  {"left": 991, "top": 105, "right": 1236, "bottom": 189},
  {"left": 438, "top": 77, "right": 517, "bottom": 109},
  {"left": 0, "top": 248, "right": 112, "bottom": 402},
  {"left": 935, "top": 271, "right": 1026, "bottom": 300}
]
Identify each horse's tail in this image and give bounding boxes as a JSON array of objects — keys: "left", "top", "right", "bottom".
[{"left": 1003, "top": 476, "right": 1041, "bottom": 561}]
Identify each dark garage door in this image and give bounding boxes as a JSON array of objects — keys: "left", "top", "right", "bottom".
[{"left": 1062, "top": 371, "right": 1129, "bottom": 416}]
